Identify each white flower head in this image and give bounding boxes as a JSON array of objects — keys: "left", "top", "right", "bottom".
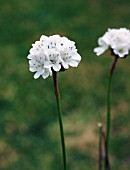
[
  {"left": 94, "top": 28, "right": 130, "bottom": 58},
  {"left": 27, "top": 35, "right": 81, "bottom": 79}
]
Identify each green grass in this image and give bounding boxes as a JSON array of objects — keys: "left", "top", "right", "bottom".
[{"left": 0, "top": 0, "right": 130, "bottom": 169}]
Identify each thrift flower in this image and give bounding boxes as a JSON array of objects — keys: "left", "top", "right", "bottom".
[
  {"left": 94, "top": 28, "right": 130, "bottom": 57},
  {"left": 27, "top": 35, "right": 81, "bottom": 79}
]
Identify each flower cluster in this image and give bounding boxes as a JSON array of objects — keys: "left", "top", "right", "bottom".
[
  {"left": 94, "top": 28, "right": 130, "bottom": 58},
  {"left": 27, "top": 35, "right": 81, "bottom": 79}
]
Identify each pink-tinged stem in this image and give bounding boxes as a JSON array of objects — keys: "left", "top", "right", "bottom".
[{"left": 52, "top": 70, "right": 67, "bottom": 170}]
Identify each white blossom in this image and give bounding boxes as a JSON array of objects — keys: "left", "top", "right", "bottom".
[
  {"left": 94, "top": 28, "right": 130, "bottom": 58},
  {"left": 27, "top": 35, "right": 81, "bottom": 79}
]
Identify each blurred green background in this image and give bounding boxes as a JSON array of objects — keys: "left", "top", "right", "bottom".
[{"left": 0, "top": 0, "right": 130, "bottom": 169}]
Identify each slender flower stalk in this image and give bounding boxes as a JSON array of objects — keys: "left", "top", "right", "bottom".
[
  {"left": 106, "top": 55, "right": 118, "bottom": 148},
  {"left": 52, "top": 70, "right": 67, "bottom": 170},
  {"left": 104, "top": 55, "right": 118, "bottom": 170}
]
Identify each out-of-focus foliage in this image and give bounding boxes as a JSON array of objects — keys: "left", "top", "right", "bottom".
[{"left": 0, "top": 0, "right": 130, "bottom": 169}]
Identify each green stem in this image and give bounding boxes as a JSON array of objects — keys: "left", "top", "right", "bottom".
[
  {"left": 106, "top": 56, "right": 118, "bottom": 149},
  {"left": 105, "top": 55, "right": 118, "bottom": 170},
  {"left": 106, "top": 75, "right": 112, "bottom": 148},
  {"left": 52, "top": 71, "right": 67, "bottom": 170}
]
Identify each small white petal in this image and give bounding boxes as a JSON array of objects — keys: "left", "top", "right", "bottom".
[
  {"left": 53, "top": 64, "right": 61, "bottom": 71},
  {"left": 27, "top": 54, "right": 33, "bottom": 59},
  {"left": 38, "top": 69, "right": 45, "bottom": 75},
  {"left": 44, "top": 61, "right": 52, "bottom": 68},
  {"left": 40, "top": 35, "right": 48, "bottom": 42},
  {"left": 71, "top": 54, "right": 81, "bottom": 61},
  {"left": 29, "top": 67, "right": 37, "bottom": 72},
  {"left": 42, "top": 68, "right": 52, "bottom": 79},
  {"left": 42, "top": 72, "right": 50, "bottom": 79},
  {"left": 98, "top": 38, "right": 106, "bottom": 46},
  {"left": 94, "top": 47, "right": 107, "bottom": 56},
  {"left": 62, "top": 62, "right": 69, "bottom": 69},
  {"left": 113, "top": 47, "right": 129, "bottom": 58},
  {"left": 68, "top": 60, "right": 78, "bottom": 67},
  {"left": 34, "top": 72, "right": 41, "bottom": 79}
]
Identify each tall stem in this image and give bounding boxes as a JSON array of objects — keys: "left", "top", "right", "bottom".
[
  {"left": 106, "top": 56, "right": 118, "bottom": 148},
  {"left": 106, "top": 75, "right": 112, "bottom": 148},
  {"left": 52, "top": 71, "right": 67, "bottom": 170},
  {"left": 105, "top": 55, "right": 118, "bottom": 170}
]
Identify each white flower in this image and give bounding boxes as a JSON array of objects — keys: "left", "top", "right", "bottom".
[
  {"left": 27, "top": 35, "right": 81, "bottom": 79},
  {"left": 94, "top": 28, "right": 130, "bottom": 58}
]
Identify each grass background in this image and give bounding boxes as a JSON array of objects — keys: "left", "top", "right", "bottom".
[{"left": 0, "top": 0, "right": 130, "bottom": 169}]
